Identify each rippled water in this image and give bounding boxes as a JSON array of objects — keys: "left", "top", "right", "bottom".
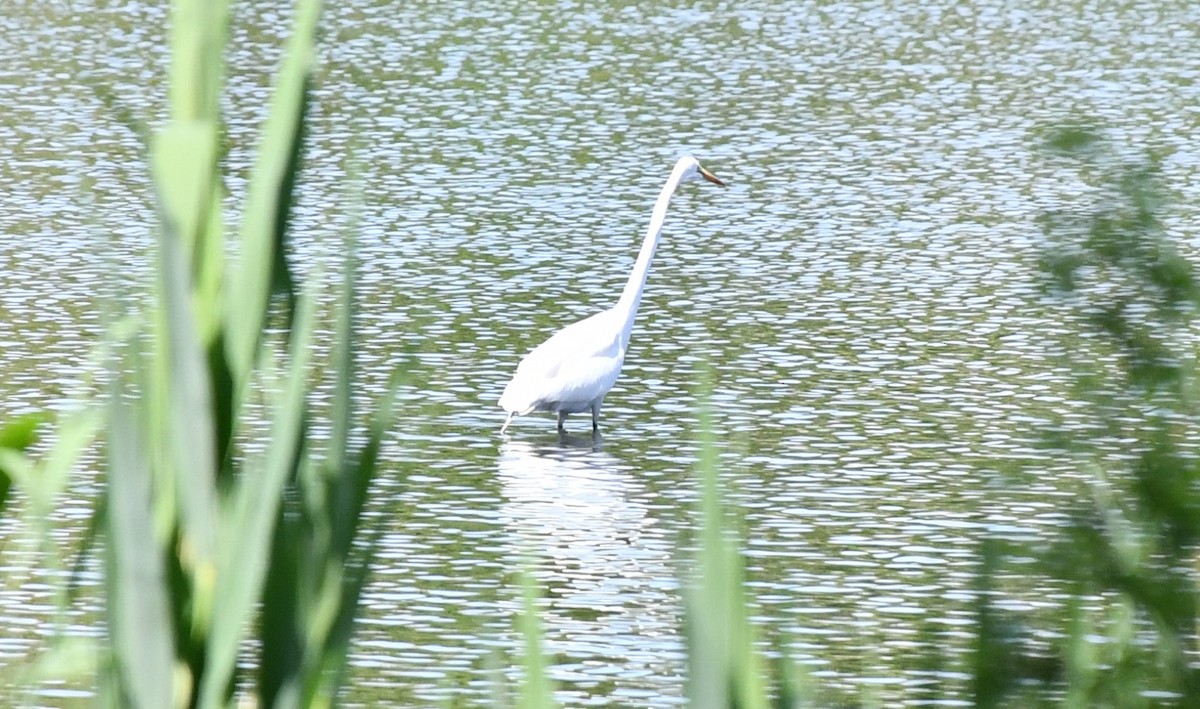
[{"left": 2, "top": 0, "right": 1199, "bottom": 705}]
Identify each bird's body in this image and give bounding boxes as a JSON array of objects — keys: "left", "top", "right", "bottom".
[
  {"left": 499, "top": 155, "right": 725, "bottom": 434},
  {"left": 499, "top": 309, "right": 625, "bottom": 426}
]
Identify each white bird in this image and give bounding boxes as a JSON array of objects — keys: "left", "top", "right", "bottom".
[{"left": 499, "top": 155, "right": 726, "bottom": 434}]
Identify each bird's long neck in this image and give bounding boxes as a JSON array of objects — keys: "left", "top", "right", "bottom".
[{"left": 614, "top": 163, "right": 689, "bottom": 345}]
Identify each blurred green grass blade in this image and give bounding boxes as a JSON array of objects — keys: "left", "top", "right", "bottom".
[
  {"left": 327, "top": 149, "right": 367, "bottom": 476},
  {"left": 687, "top": 405, "right": 728, "bottom": 708},
  {"left": 3, "top": 410, "right": 102, "bottom": 523},
  {"left": 18, "top": 635, "right": 100, "bottom": 704},
  {"left": 167, "top": 0, "right": 230, "bottom": 122},
  {"left": 328, "top": 366, "right": 399, "bottom": 564},
  {"left": 1064, "top": 594, "right": 1096, "bottom": 709},
  {"left": 262, "top": 375, "right": 398, "bottom": 707},
  {"left": 150, "top": 0, "right": 230, "bottom": 609},
  {"left": 151, "top": 122, "right": 218, "bottom": 278},
  {"left": 518, "top": 567, "right": 555, "bottom": 709},
  {"left": 771, "top": 647, "right": 813, "bottom": 709},
  {"left": 971, "top": 539, "right": 1012, "bottom": 708},
  {"left": 43, "top": 410, "right": 103, "bottom": 496},
  {"left": 161, "top": 0, "right": 229, "bottom": 352},
  {"left": 0, "top": 413, "right": 48, "bottom": 515},
  {"left": 106, "top": 381, "right": 175, "bottom": 709},
  {"left": 155, "top": 203, "right": 220, "bottom": 614},
  {"left": 68, "top": 492, "right": 107, "bottom": 603},
  {"left": 308, "top": 380, "right": 400, "bottom": 704},
  {"left": 258, "top": 486, "right": 304, "bottom": 709},
  {"left": 199, "top": 287, "right": 318, "bottom": 709},
  {"left": 161, "top": 0, "right": 232, "bottom": 474},
  {"left": 688, "top": 392, "right": 768, "bottom": 709},
  {"left": 0, "top": 412, "right": 44, "bottom": 451},
  {"left": 151, "top": 121, "right": 227, "bottom": 353},
  {"left": 227, "top": 0, "right": 322, "bottom": 388},
  {"left": 328, "top": 229, "right": 356, "bottom": 476},
  {"left": 301, "top": 524, "right": 381, "bottom": 709}
]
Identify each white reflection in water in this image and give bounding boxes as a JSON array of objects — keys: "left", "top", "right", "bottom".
[{"left": 496, "top": 437, "right": 685, "bottom": 701}]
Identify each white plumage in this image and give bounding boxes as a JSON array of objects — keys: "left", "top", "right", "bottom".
[{"left": 499, "top": 156, "right": 725, "bottom": 433}]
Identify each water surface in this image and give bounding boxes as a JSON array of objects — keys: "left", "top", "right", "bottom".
[{"left": 2, "top": 0, "right": 1199, "bottom": 705}]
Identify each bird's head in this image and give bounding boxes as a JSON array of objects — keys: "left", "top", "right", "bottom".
[{"left": 677, "top": 155, "right": 726, "bottom": 187}]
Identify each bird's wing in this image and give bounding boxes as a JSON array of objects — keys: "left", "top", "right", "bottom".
[
  {"left": 515, "top": 309, "right": 623, "bottom": 379},
  {"left": 500, "top": 309, "right": 625, "bottom": 412},
  {"left": 537, "top": 348, "right": 624, "bottom": 405}
]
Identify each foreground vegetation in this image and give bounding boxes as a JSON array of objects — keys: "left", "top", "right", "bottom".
[
  {"left": 5, "top": 0, "right": 391, "bottom": 706},
  {"left": 1, "top": 0, "right": 1198, "bottom": 706},
  {"left": 976, "top": 130, "right": 1200, "bottom": 707}
]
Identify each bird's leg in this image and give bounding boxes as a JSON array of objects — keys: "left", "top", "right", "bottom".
[
  {"left": 501, "top": 412, "right": 514, "bottom": 434},
  {"left": 557, "top": 410, "right": 567, "bottom": 431},
  {"left": 591, "top": 405, "right": 600, "bottom": 431}
]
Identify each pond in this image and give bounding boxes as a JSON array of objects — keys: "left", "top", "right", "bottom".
[{"left": 1, "top": 0, "right": 1198, "bottom": 705}]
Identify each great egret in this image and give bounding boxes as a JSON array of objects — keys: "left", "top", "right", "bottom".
[{"left": 499, "top": 155, "right": 726, "bottom": 433}]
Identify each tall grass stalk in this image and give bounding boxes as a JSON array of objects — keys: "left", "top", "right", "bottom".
[
  {"left": 93, "top": 0, "right": 394, "bottom": 706},
  {"left": 686, "top": 400, "right": 770, "bottom": 709},
  {"left": 518, "top": 568, "right": 556, "bottom": 709}
]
